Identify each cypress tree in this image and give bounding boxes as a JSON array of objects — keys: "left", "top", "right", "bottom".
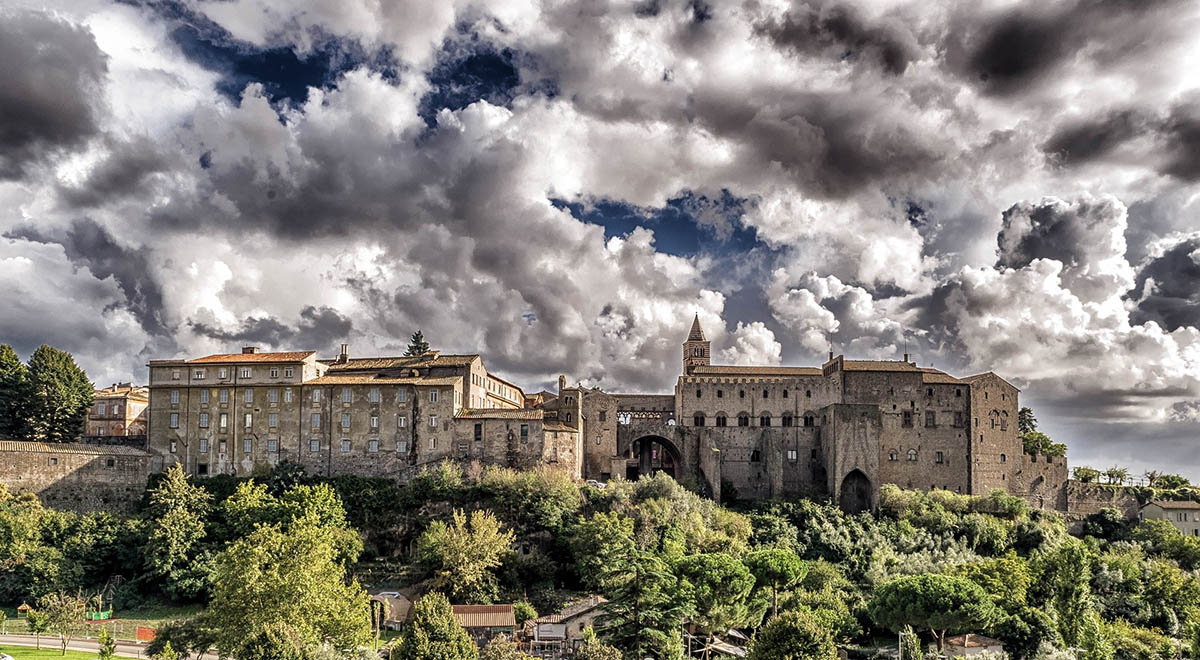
[
  {"left": 26, "top": 345, "right": 93, "bottom": 442},
  {"left": 405, "top": 330, "right": 431, "bottom": 357},
  {"left": 0, "top": 344, "right": 33, "bottom": 439}
]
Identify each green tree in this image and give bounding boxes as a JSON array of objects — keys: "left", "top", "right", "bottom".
[
  {"left": 144, "top": 463, "right": 212, "bottom": 600},
  {"left": 744, "top": 548, "right": 807, "bottom": 618},
  {"left": 995, "top": 606, "right": 1058, "bottom": 660},
  {"left": 1038, "top": 541, "right": 1094, "bottom": 646},
  {"left": 596, "top": 544, "right": 685, "bottom": 660},
  {"left": 26, "top": 608, "right": 50, "bottom": 649},
  {"left": 1156, "top": 473, "right": 1191, "bottom": 490},
  {"left": 418, "top": 509, "right": 515, "bottom": 603},
  {"left": 868, "top": 574, "right": 996, "bottom": 651},
  {"left": 479, "top": 635, "right": 534, "bottom": 660},
  {"left": 207, "top": 517, "right": 370, "bottom": 658},
  {"left": 676, "top": 552, "right": 755, "bottom": 646},
  {"left": 39, "top": 591, "right": 87, "bottom": 656},
  {"left": 145, "top": 617, "right": 217, "bottom": 659},
  {"left": 405, "top": 330, "right": 431, "bottom": 357},
  {"left": 1018, "top": 407, "right": 1037, "bottom": 435},
  {"left": 575, "top": 626, "right": 622, "bottom": 660},
  {"left": 746, "top": 610, "right": 836, "bottom": 660},
  {"left": 394, "top": 592, "right": 477, "bottom": 660},
  {"left": 1074, "top": 466, "right": 1101, "bottom": 483},
  {"left": 513, "top": 601, "right": 537, "bottom": 628},
  {"left": 1103, "top": 466, "right": 1128, "bottom": 485},
  {"left": 26, "top": 345, "right": 93, "bottom": 442},
  {"left": 952, "top": 555, "right": 1031, "bottom": 608},
  {"left": 0, "top": 344, "right": 33, "bottom": 439},
  {"left": 98, "top": 627, "right": 118, "bottom": 660},
  {"left": 153, "top": 641, "right": 179, "bottom": 660},
  {"left": 899, "top": 625, "right": 921, "bottom": 660}
]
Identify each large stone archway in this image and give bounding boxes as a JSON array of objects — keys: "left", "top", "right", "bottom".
[
  {"left": 839, "top": 469, "right": 873, "bottom": 514},
  {"left": 628, "top": 435, "right": 683, "bottom": 480}
]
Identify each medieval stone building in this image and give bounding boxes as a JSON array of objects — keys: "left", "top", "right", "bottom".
[{"left": 144, "top": 318, "right": 1056, "bottom": 511}]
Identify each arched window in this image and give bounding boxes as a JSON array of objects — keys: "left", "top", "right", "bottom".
[
  {"left": 760, "top": 414, "right": 771, "bottom": 427},
  {"left": 694, "top": 413, "right": 705, "bottom": 427},
  {"left": 907, "top": 449, "right": 918, "bottom": 461},
  {"left": 737, "top": 413, "right": 750, "bottom": 427},
  {"left": 1000, "top": 411, "right": 1009, "bottom": 431},
  {"left": 763, "top": 389, "right": 769, "bottom": 398},
  {"left": 696, "top": 389, "right": 702, "bottom": 398},
  {"left": 739, "top": 390, "right": 745, "bottom": 399},
  {"left": 716, "top": 414, "right": 727, "bottom": 427},
  {"left": 1000, "top": 453, "right": 1007, "bottom": 463},
  {"left": 783, "top": 389, "right": 789, "bottom": 398},
  {"left": 781, "top": 413, "right": 793, "bottom": 427},
  {"left": 806, "top": 390, "right": 812, "bottom": 398},
  {"left": 888, "top": 450, "right": 898, "bottom": 462}
]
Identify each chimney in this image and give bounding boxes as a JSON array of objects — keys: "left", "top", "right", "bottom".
[
  {"left": 828, "top": 350, "right": 834, "bottom": 361},
  {"left": 338, "top": 344, "right": 349, "bottom": 364},
  {"left": 903, "top": 353, "right": 909, "bottom": 363},
  {"left": 242, "top": 346, "right": 259, "bottom": 354}
]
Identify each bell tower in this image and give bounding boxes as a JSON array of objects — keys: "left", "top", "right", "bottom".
[{"left": 682, "top": 313, "right": 711, "bottom": 374}]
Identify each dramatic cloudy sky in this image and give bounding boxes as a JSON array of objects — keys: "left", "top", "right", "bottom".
[{"left": 2, "top": 0, "right": 1199, "bottom": 476}]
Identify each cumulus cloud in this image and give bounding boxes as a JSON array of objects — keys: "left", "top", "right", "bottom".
[{"left": 719, "top": 321, "right": 782, "bottom": 365}]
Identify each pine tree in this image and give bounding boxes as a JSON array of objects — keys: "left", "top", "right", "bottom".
[
  {"left": 404, "top": 330, "right": 431, "bottom": 357},
  {"left": 26, "top": 345, "right": 93, "bottom": 442},
  {"left": 596, "top": 544, "right": 685, "bottom": 660},
  {"left": 0, "top": 344, "right": 33, "bottom": 439},
  {"left": 394, "top": 592, "right": 476, "bottom": 660}
]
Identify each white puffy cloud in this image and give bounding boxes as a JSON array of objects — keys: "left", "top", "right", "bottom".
[{"left": 719, "top": 321, "right": 782, "bottom": 365}]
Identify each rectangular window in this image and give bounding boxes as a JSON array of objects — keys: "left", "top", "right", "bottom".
[
  {"left": 169, "top": 412, "right": 179, "bottom": 428},
  {"left": 397, "top": 440, "right": 408, "bottom": 453},
  {"left": 171, "top": 369, "right": 180, "bottom": 380},
  {"left": 269, "top": 388, "right": 278, "bottom": 403},
  {"left": 787, "top": 449, "right": 798, "bottom": 462},
  {"left": 902, "top": 411, "right": 913, "bottom": 428},
  {"left": 925, "top": 411, "right": 935, "bottom": 428},
  {"left": 370, "top": 415, "right": 379, "bottom": 430},
  {"left": 220, "top": 389, "right": 229, "bottom": 403},
  {"left": 270, "top": 368, "right": 279, "bottom": 378},
  {"left": 312, "top": 389, "right": 322, "bottom": 402},
  {"left": 170, "top": 440, "right": 178, "bottom": 453},
  {"left": 200, "top": 389, "right": 210, "bottom": 404},
  {"left": 398, "top": 415, "right": 407, "bottom": 429},
  {"left": 193, "top": 368, "right": 206, "bottom": 380},
  {"left": 397, "top": 388, "right": 407, "bottom": 403},
  {"left": 369, "top": 388, "right": 380, "bottom": 403},
  {"left": 599, "top": 411, "right": 607, "bottom": 422},
  {"left": 342, "top": 387, "right": 352, "bottom": 403},
  {"left": 219, "top": 413, "right": 228, "bottom": 430},
  {"left": 268, "top": 413, "right": 278, "bottom": 428},
  {"left": 244, "top": 389, "right": 253, "bottom": 403},
  {"left": 936, "top": 451, "right": 944, "bottom": 464},
  {"left": 98, "top": 402, "right": 106, "bottom": 415},
  {"left": 310, "top": 439, "right": 320, "bottom": 452},
  {"left": 170, "top": 390, "right": 179, "bottom": 404},
  {"left": 217, "top": 439, "right": 227, "bottom": 454},
  {"left": 239, "top": 367, "right": 251, "bottom": 378},
  {"left": 243, "top": 438, "right": 252, "bottom": 453},
  {"left": 474, "top": 423, "right": 483, "bottom": 442},
  {"left": 267, "top": 438, "right": 277, "bottom": 452},
  {"left": 520, "top": 424, "right": 529, "bottom": 443},
  {"left": 953, "top": 412, "right": 963, "bottom": 428},
  {"left": 197, "top": 463, "right": 208, "bottom": 476},
  {"left": 341, "top": 439, "right": 351, "bottom": 452},
  {"left": 198, "top": 438, "right": 208, "bottom": 453},
  {"left": 429, "top": 389, "right": 439, "bottom": 403},
  {"left": 218, "top": 367, "right": 228, "bottom": 379},
  {"left": 244, "top": 413, "right": 252, "bottom": 428},
  {"left": 311, "top": 413, "right": 321, "bottom": 428},
  {"left": 341, "top": 413, "right": 351, "bottom": 429},
  {"left": 199, "top": 413, "right": 209, "bottom": 428},
  {"left": 429, "top": 415, "right": 438, "bottom": 427},
  {"left": 49, "top": 457, "right": 58, "bottom": 466},
  {"left": 368, "top": 439, "right": 379, "bottom": 453},
  {"left": 284, "top": 388, "right": 293, "bottom": 403},
  {"left": 284, "top": 367, "right": 294, "bottom": 378}
]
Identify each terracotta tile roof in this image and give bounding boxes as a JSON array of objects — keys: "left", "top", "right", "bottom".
[
  {"left": 964, "top": 371, "right": 1021, "bottom": 391},
  {"left": 534, "top": 596, "right": 607, "bottom": 624},
  {"left": 324, "top": 357, "right": 415, "bottom": 370},
  {"left": 690, "top": 365, "right": 822, "bottom": 376},
  {"left": 307, "top": 375, "right": 460, "bottom": 387},
  {"left": 542, "top": 422, "right": 577, "bottom": 432},
  {"left": 920, "top": 369, "right": 964, "bottom": 384},
  {"left": 945, "top": 634, "right": 1003, "bottom": 648},
  {"left": 188, "top": 351, "right": 315, "bottom": 364},
  {"left": 1147, "top": 500, "right": 1200, "bottom": 510},
  {"left": 456, "top": 408, "right": 543, "bottom": 420},
  {"left": 0, "top": 441, "right": 149, "bottom": 457},
  {"left": 452, "top": 604, "right": 516, "bottom": 628},
  {"left": 94, "top": 385, "right": 149, "bottom": 401},
  {"left": 841, "top": 360, "right": 921, "bottom": 372}
]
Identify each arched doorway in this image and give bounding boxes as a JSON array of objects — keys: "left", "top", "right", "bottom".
[
  {"left": 839, "top": 470, "right": 873, "bottom": 514},
  {"left": 627, "top": 436, "right": 681, "bottom": 480}
]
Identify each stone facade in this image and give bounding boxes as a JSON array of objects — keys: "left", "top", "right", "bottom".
[
  {"left": 0, "top": 440, "right": 150, "bottom": 513},
  {"left": 147, "top": 346, "right": 582, "bottom": 481},
  {"left": 86, "top": 383, "right": 149, "bottom": 439}
]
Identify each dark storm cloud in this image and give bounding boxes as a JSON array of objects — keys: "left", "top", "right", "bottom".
[
  {"left": 58, "top": 137, "right": 170, "bottom": 208},
  {"left": 995, "top": 197, "right": 1120, "bottom": 270},
  {"left": 1042, "top": 110, "right": 1144, "bottom": 166},
  {"left": 954, "top": 0, "right": 1182, "bottom": 96},
  {"left": 1130, "top": 235, "right": 1200, "bottom": 331},
  {"left": 756, "top": 1, "right": 921, "bottom": 75},
  {"left": 189, "top": 305, "right": 354, "bottom": 352},
  {"left": 1160, "top": 101, "right": 1200, "bottom": 181},
  {"left": 0, "top": 10, "right": 107, "bottom": 179},
  {"left": 4, "top": 219, "right": 167, "bottom": 335}
]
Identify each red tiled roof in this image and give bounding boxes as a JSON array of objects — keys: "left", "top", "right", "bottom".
[
  {"left": 920, "top": 369, "right": 964, "bottom": 384},
  {"left": 456, "top": 409, "right": 543, "bottom": 420},
  {"left": 533, "top": 596, "right": 607, "bottom": 624},
  {"left": 841, "top": 360, "right": 921, "bottom": 372},
  {"left": 452, "top": 604, "right": 516, "bottom": 628},
  {"left": 188, "top": 351, "right": 315, "bottom": 364},
  {"left": 1147, "top": 500, "right": 1200, "bottom": 510},
  {"left": 0, "top": 441, "right": 148, "bottom": 457}
]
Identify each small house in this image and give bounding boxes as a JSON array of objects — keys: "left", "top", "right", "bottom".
[
  {"left": 1141, "top": 501, "right": 1200, "bottom": 537},
  {"left": 452, "top": 604, "right": 517, "bottom": 647},
  {"left": 370, "top": 590, "right": 415, "bottom": 630},
  {"left": 944, "top": 634, "right": 1004, "bottom": 657}
]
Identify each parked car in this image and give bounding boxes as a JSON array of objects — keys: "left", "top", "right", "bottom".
[{"left": 586, "top": 479, "right": 606, "bottom": 489}]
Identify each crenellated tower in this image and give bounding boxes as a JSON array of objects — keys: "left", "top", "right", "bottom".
[{"left": 682, "top": 313, "right": 711, "bottom": 374}]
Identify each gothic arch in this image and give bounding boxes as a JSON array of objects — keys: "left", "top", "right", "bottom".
[{"left": 839, "top": 469, "right": 873, "bottom": 514}]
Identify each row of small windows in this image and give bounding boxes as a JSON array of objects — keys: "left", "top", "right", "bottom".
[
  {"left": 174, "top": 367, "right": 296, "bottom": 381},
  {"left": 173, "top": 422, "right": 533, "bottom": 456},
  {"left": 169, "top": 410, "right": 427, "bottom": 431},
  {"left": 692, "top": 413, "right": 817, "bottom": 427},
  {"left": 900, "top": 410, "right": 965, "bottom": 428},
  {"left": 696, "top": 388, "right": 813, "bottom": 399},
  {"left": 169, "top": 386, "right": 435, "bottom": 406},
  {"left": 887, "top": 449, "right": 1008, "bottom": 464}
]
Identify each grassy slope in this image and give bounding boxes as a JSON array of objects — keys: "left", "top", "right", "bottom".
[{"left": 0, "top": 645, "right": 102, "bottom": 659}]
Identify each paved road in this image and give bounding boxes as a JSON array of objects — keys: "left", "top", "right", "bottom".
[{"left": 0, "top": 632, "right": 218, "bottom": 659}]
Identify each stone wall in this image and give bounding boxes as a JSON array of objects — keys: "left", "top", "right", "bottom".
[
  {"left": 1065, "top": 480, "right": 1142, "bottom": 520},
  {"left": 1015, "top": 452, "right": 1069, "bottom": 511},
  {"left": 0, "top": 441, "right": 150, "bottom": 513}
]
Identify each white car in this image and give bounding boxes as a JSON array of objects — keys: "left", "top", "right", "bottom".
[{"left": 586, "top": 479, "right": 606, "bottom": 489}]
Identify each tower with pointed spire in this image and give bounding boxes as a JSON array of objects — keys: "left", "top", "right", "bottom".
[{"left": 682, "top": 313, "right": 711, "bottom": 374}]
